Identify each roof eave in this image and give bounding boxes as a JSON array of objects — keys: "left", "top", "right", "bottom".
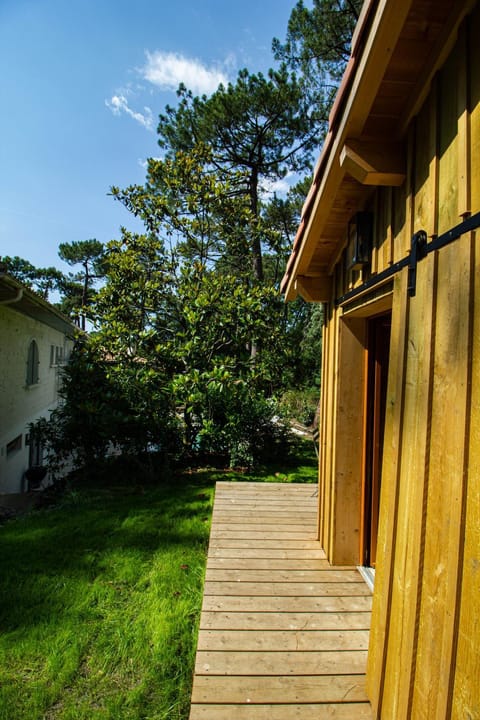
[
  {"left": 0, "top": 273, "right": 77, "bottom": 336},
  {"left": 282, "top": 0, "right": 478, "bottom": 302},
  {"left": 282, "top": 0, "right": 415, "bottom": 300}
]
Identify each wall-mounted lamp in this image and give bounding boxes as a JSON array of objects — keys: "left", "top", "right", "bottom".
[{"left": 347, "top": 211, "right": 373, "bottom": 270}]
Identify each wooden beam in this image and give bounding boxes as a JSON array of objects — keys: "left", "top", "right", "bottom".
[
  {"left": 340, "top": 140, "right": 406, "bottom": 186},
  {"left": 295, "top": 275, "right": 333, "bottom": 303}
]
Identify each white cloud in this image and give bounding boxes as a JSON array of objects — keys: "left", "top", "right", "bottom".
[
  {"left": 105, "top": 94, "right": 154, "bottom": 131},
  {"left": 260, "top": 173, "right": 297, "bottom": 199},
  {"left": 142, "top": 50, "right": 229, "bottom": 95}
]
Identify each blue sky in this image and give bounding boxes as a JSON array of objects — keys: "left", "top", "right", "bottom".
[{"left": 0, "top": 0, "right": 298, "bottom": 273}]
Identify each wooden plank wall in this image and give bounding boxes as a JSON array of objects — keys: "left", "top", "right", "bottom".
[
  {"left": 452, "top": 7, "right": 480, "bottom": 716},
  {"left": 316, "top": 6, "right": 480, "bottom": 718},
  {"left": 365, "top": 10, "right": 480, "bottom": 718}
]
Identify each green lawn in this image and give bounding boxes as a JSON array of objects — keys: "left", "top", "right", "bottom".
[{"left": 0, "top": 440, "right": 317, "bottom": 720}]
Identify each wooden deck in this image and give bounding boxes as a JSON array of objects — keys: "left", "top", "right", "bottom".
[{"left": 189, "top": 482, "right": 372, "bottom": 719}]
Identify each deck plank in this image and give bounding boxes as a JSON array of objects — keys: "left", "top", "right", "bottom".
[
  {"left": 200, "top": 611, "right": 371, "bottom": 631},
  {"left": 191, "top": 674, "right": 369, "bottom": 703},
  {"left": 197, "top": 629, "right": 370, "bottom": 651},
  {"left": 205, "top": 569, "right": 365, "bottom": 582},
  {"left": 190, "top": 703, "right": 373, "bottom": 719},
  {"left": 202, "top": 595, "right": 373, "bottom": 612},
  {"left": 203, "top": 581, "right": 370, "bottom": 596},
  {"left": 195, "top": 649, "right": 369, "bottom": 675},
  {"left": 189, "top": 482, "right": 372, "bottom": 720},
  {"left": 207, "top": 547, "right": 327, "bottom": 559},
  {"left": 208, "top": 539, "right": 331, "bottom": 549},
  {"left": 206, "top": 557, "right": 336, "bottom": 569}
]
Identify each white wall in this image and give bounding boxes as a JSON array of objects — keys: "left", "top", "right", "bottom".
[{"left": 0, "top": 305, "right": 73, "bottom": 494}]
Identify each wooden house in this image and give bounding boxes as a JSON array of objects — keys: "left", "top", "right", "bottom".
[{"left": 281, "top": 0, "right": 480, "bottom": 717}]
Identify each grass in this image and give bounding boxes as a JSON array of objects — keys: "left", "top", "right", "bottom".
[
  {"left": 0, "top": 439, "right": 317, "bottom": 720},
  {"left": 198, "top": 435, "right": 318, "bottom": 485}
]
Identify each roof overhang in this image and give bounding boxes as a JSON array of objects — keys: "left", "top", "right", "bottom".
[
  {"left": 0, "top": 273, "right": 77, "bottom": 335},
  {"left": 281, "top": 0, "right": 477, "bottom": 301}
]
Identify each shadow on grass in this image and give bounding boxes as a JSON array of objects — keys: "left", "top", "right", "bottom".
[
  {"left": 193, "top": 436, "right": 318, "bottom": 485},
  {"left": 0, "top": 472, "right": 214, "bottom": 635},
  {"left": 0, "top": 438, "right": 317, "bottom": 636}
]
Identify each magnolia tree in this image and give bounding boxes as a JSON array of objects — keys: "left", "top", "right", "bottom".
[{"left": 29, "top": 3, "right": 359, "bottom": 473}]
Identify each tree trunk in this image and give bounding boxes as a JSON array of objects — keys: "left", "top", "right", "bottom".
[
  {"left": 249, "top": 166, "right": 263, "bottom": 283},
  {"left": 249, "top": 166, "right": 262, "bottom": 360}
]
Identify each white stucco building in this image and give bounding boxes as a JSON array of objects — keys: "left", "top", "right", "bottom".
[{"left": 0, "top": 273, "right": 75, "bottom": 494}]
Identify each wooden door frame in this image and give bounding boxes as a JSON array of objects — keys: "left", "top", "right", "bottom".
[
  {"left": 324, "top": 292, "right": 393, "bottom": 566},
  {"left": 360, "top": 311, "right": 392, "bottom": 568}
]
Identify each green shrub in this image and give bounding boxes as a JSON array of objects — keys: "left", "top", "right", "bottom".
[
  {"left": 32, "top": 341, "right": 182, "bottom": 481},
  {"left": 192, "top": 386, "right": 290, "bottom": 468},
  {"left": 278, "top": 387, "right": 319, "bottom": 426}
]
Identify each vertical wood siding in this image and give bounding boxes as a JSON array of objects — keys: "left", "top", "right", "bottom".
[
  {"left": 451, "top": 8, "right": 480, "bottom": 717},
  {"left": 367, "top": 15, "right": 479, "bottom": 719},
  {"left": 318, "top": 8, "right": 479, "bottom": 718}
]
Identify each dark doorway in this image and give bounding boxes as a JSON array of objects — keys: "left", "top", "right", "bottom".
[{"left": 362, "top": 312, "right": 391, "bottom": 568}]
